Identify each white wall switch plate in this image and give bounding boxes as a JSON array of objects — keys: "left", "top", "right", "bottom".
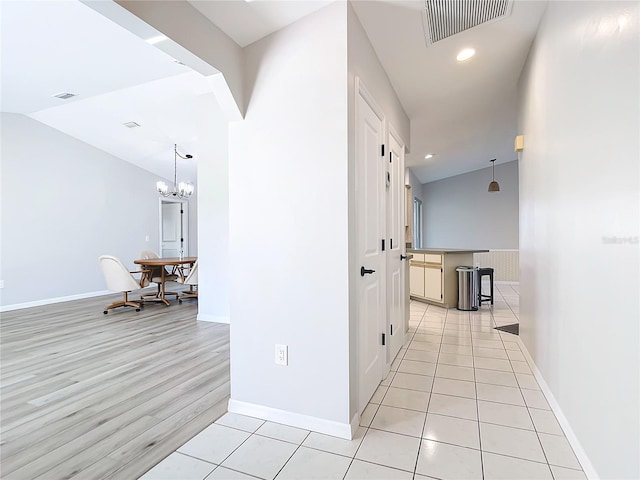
[
  {"left": 275, "top": 344, "right": 288, "bottom": 366},
  {"left": 0, "top": 280, "right": 4, "bottom": 289}
]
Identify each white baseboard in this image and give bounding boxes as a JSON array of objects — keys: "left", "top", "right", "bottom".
[
  {"left": 197, "top": 314, "right": 230, "bottom": 324},
  {"left": 0, "top": 290, "right": 111, "bottom": 313},
  {"left": 516, "top": 337, "right": 599, "bottom": 480},
  {"left": 227, "top": 399, "right": 354, "bottom": 440}
]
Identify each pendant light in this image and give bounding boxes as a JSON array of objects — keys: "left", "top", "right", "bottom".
[
  {"left": 488, "top": 159, "right": 500, "bottom": 192},
  {"left": 156, "top": 144, "right": 194, "bottom": 199}
]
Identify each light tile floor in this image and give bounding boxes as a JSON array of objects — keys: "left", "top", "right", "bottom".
[{"left": 140, "top": 284, "right": 586, "bottom": 480}]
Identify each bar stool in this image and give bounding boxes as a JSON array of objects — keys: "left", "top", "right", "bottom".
[{"left": 477, "top": 267, "right": 494, "bottom": 306}]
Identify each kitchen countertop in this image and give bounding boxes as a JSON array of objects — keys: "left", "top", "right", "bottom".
[{"left": 408, "top": 248, "right": 489, "bottom": 254}]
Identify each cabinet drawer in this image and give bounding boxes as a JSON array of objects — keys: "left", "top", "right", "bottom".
[
  {"left": 424, "top": 254, "right": 442, "bottom": 265},
  {"left": 411, "top": 253, "right": 425, "bottom": 263}
]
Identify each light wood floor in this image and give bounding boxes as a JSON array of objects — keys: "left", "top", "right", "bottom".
[{"left": 0, "top": 289, "right": 230, "bottom": 479}]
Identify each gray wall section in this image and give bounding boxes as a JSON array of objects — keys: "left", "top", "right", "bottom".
[
  {"left": 406, "top": 168, "right": 423, "bottom": 204},
  {"left": 0, "top": 113, "right": 195, "bottom": 307},
  {"left": 405, "top": 168, "right": 423, "bottom": 247},
  {"left": 421, "top": 160, "right": 519, "bottom": 249}
]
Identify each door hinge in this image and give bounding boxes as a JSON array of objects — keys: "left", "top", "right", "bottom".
[
  {"left": 390, "top": 324, "right": 393, "bottom": 335},
  {"left": 381, "top": 144, "right": 385, "bottom": 157},
  {"left": 441, "top": 268, "right": 443, "bottom": 272},
  {"left": 441, "top": 293, "right": 443, "bottom": 299},
  {"left": 382, "top": 239, "right": 385, "bottom": 251},
  {"left": 390, "top": 238, "right": 393, "bottom": 249},
  {"left": 389, "top": 152, "right": 392, "bottom": 163},
  {"left": 381, "top": 333, "right": 386, "bottom": 346}
]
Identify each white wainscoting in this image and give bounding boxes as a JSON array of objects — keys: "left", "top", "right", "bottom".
[{"left": 473, "top": 249, "right": 519, "bottom": 282}]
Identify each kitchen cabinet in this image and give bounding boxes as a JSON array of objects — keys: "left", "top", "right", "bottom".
[
  {"left": 424, "top": 265, "right": 443, "bottom": 301},
  {"left": 409, "top": 253, "right": 443, "bottom": 302},
  {"left": 410, "top": 257, "right": 425, "bottom": 296},
  {"left": 408, "top": 249, "right": 487, "bottom": 308}
]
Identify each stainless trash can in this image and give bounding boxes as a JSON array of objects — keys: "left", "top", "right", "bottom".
[{"left": 456, "top": 266, "right": 478, "bottom": 311}]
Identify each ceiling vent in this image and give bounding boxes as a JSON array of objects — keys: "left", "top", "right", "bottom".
[
  {"left": 423, "top": 0, "right": 513, "bottom": 46},
  {"left": 53, "top": 92, "right": 76, "bottom": 100},
  {"left": 123, "top": 121, "right": 141, "bottom": 129}
]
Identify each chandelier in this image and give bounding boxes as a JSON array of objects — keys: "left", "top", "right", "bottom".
[{"left": 156, "top": 144, "right": 194, "bottom": 199}]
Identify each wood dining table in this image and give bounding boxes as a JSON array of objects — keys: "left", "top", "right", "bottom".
[{"left": 133, "top": 256, "right": 197, "bottom": 306}]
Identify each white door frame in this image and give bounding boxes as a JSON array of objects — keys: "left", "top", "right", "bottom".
[{"left": 159, "top": 197, "right": 189, "bottom": 257}]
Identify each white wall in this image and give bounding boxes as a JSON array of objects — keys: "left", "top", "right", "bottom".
[
  {"left": 227, "top": 3, "right": 352, "bottom": 433},
  {"left": 194, "top": 94, "right": 230, "bottom": 323},
  {"left": 0, "top": 113, "right": 169, "bottom": 308},
  {"left": 114, "top": 0, "right": 244, "bottom": 118},
  {"left": 347, "top": 2, "right": 410, "bottom": 419},
  {"left": 518, "top": 2, "right": 639, "bottom": 478},
  {"left": 421, "top": 160, "right": 519, "bottom": 249}
]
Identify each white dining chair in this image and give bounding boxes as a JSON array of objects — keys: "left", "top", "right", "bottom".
[
  {"left": 98, "top": 255, "right": 148, "bottom": 314},
  {"left": 178, "top": 260, "right": 198, "bottom": 303},
  {"left": 139, "top": 250, "right": 178, "bottom": 300}
]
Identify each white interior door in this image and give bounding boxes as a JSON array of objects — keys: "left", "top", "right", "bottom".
[
  {"left": 356, "top": 79, "right": 386, "bottom": 413},
  {"left": 160, "top": 201, "right": 188, "bottom": 257},
  {"left": 387, "top": 129, "right": 405, "bottom": 364}
]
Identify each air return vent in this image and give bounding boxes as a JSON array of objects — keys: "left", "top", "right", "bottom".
[
  {"left": 53, "top": 92, "right": 76, "bottom": 100},
  {"left": 423, "top": 0, "right": 513, "bottom": 46}
]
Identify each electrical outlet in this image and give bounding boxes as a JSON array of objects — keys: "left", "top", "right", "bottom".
[
  {"left": 145, "top": 235, "right": 150, "bottom": 242},
  {"left": 275, "top": 344, "right": 288, "bottom": 366}
]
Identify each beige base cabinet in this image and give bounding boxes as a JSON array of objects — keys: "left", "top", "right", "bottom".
[
  {"left": 424, "top": 266, "right": 443, "bottom": 301},
  {"left": 409, "top": 250, "right": 478, "bottom": 308},
  {"left": 410, "top": 263, "right": 425, "bottom": 297}
]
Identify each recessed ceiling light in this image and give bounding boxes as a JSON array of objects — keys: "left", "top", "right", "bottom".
[
  {"left": 146, "top": 34, "right": 167, "bottom": 45},
  {"left": 53, "top": 92, "right": 76, "bottom": 100},
  {"left": 123, "top": 121, "right": 141, "bottom": 129},
  {"left": 424, "top": 154, "right": 434, "bottom": 159},
  {"left": 456, "top": 48, "right": 476, "bottom": 62}
]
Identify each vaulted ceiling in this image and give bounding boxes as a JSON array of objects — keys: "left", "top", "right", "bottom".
[
  {"left": 350, "top": 0, "right": 546, "bottom": 182},
  {"left": 1, "top": 0, "right": 547, "bottom": 184}
]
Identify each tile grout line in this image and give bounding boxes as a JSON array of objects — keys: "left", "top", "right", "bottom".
[
  {"left": 270, "top": 430, "right": 313, "bottom": 480},
  {"left": 347, "top": 303, "right": 424, "bottom": 480},
  {"left": 497, "top": 290, "right": 582, "bottom": 478},
  {"left": 411, "top": 304, "right": 445, "bottom": 479},
  {"left": 469, "top": 310, "right": 485, "bottom": 480},
  {"left": 167, "top": 293, "right": 578, "bottom": 480},
  {"left": 499, "top": 313, "right": 557, "bottom": 479},
  {"left": 342, "top": 305, "right": 427, "bottom": 478}
]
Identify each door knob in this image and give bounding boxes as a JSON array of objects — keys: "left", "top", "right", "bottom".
[
  {"left": 361, "top": 266, "right": 375, "bottom": 276},
  {"left": 400, "top": 254, "right": 407, "bottom": 260}
]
